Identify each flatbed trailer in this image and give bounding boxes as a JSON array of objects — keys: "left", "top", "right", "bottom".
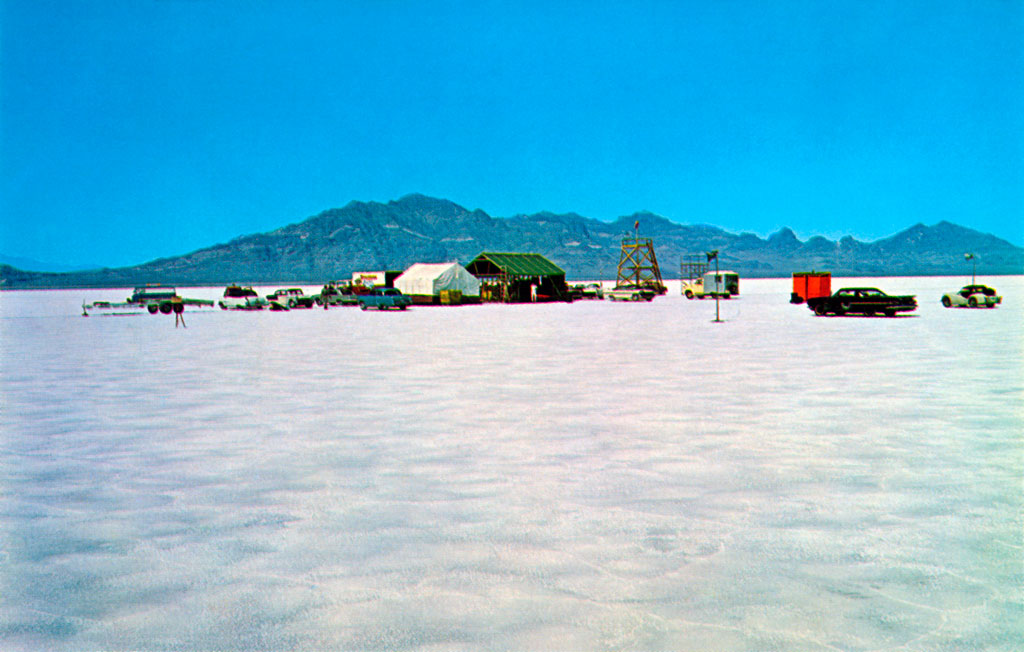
[{"left": 83, "top": 285, "right": 214, "bottom": 316}]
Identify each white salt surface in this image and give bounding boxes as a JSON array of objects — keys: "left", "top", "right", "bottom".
[{"left": 1, "top": 277, "right": 1021, "bottom": 651}]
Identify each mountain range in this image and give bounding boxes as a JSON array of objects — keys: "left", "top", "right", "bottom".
[{"left": 2, "top": 194, "right": 1021, "bottom": 289}]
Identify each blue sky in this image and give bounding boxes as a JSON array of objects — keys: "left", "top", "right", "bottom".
[{"left": 2, "top": 0, "right": 1022, "bottom": 268}]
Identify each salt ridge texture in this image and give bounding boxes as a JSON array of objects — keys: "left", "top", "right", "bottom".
[{"left": 1, "top": 277, "right": 1021, "bottom": 650}]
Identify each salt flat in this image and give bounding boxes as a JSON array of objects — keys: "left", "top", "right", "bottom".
[{"left": 1, "top": 277, "right": 1021, "bottom": 651}]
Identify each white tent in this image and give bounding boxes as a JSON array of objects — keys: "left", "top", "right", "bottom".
[{"left": 394, "top": 262, "right": 481, "bottom": 297}]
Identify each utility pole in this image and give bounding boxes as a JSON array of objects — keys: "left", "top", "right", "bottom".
[
  {"left": 707, "top": 249, "right": 722, "bottom": 323},
  {"left": 965, "top": 253, "right": 976, "bottom": 285}
]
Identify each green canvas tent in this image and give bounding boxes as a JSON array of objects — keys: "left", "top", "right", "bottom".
[{"left": 465, "top": 252, "right": 571, "bottom": 303}]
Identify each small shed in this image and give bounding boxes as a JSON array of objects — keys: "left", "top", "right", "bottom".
[
  {"left": 394, "top": 262, "right": 481, "bottom": 304},
  {"left": 464, "top": 252, "right": 571, "bottom": 303}
]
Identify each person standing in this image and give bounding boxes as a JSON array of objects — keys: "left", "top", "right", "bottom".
[{"left": 172, "top": 295, "right": 186, "bottom": 328}]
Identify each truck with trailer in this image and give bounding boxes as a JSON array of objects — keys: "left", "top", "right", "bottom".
[{"left": 682, "top": 271, "right": 739, "bottom": 299}]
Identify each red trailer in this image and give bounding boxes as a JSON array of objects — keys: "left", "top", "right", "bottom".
[{"left": 791, "top": 272, "right": 831, "bottom": 304}]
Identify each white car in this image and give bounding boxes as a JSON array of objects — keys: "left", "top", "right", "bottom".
[
  {"left": 218, "top": 285, "right": 266, "bottom": 310},
  {"left": 941, "top": 284, "right": 1001, "bottom": 309},
  {"left": 606, "top": 286, "right": 655, "bottom": 302}
]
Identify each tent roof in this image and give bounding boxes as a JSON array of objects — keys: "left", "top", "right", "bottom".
[
  {"left": 468, "top": 252, "right": 565, "bottom": 277},
  {"left": 398, "top": 262, "right": 462, "bottom": 280}
]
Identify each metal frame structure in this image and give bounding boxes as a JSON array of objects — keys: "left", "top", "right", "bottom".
[
  {"left": 615, "top": 237, "right": 665, "bottom": 293},
  {"left": 679, "top": 254, "right": 709, "bottom": 282}
]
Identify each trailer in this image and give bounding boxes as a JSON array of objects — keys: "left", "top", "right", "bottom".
[
  {"left": 791, "top": 272, "right": 831, "bottom": 304},
  {"left": 82, "top": 285, "right": 214, "bottom": 316},
  {"left": 683, "top": 271, "right": 739, "bottom": 299},
  {"left": 351, "top": 270, "right": 402, "bottom": 289}
]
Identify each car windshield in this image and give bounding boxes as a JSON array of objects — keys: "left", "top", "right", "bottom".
[{"left": 225, "top": 287, "right": 257, "bottom": 298}]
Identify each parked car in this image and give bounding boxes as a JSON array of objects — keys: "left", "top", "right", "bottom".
[
  {"left": 570, "top": 283, "right": 605, "bottom": 300},
  {"left": 806, "top": 287, "right": 917, "bottom": 317},
  {"left": 606, "top": 285, "right": 656, "bottom": 302},
  {"left": 266, "top": 288, "right": 315, "bottom": 309},
  {"left": 358, "top": 287, "right": 413, "bottom": 311},
  {"left": 218, "top": 285, "right": 266, "bottom": 310},
  {"left": 941, "top": 284, "right": 1001, "bottom": 309},
  {"left": 316, "top": 281, "right": 359, "bottom": 307}
]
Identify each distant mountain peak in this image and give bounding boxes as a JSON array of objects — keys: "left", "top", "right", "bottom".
[{"left": 768, "top": 227, "right": 801, "bottom": 246}]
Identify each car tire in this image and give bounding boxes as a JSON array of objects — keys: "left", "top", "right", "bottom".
[
  {"left": 814, "top": 303, "right": 828, "bottom": 316},
  {"left": 885, "top": 310, "right": 896, "bottom": 317},
  {"left": 159, "top": 302, "right": 173, "bottom": 314},
  {"left": 360, "top": 304, "right": 368, "bottom": 311},
  {"left": 941, "top": 296, "right": 952, "bottom": 308},
  {"left": 864, "top": 310, "right": 874, "bottom": 317},
  {"left": 968, "top": 296, "right": 978, "bottom": 308},
  {"left": 147, "top": 304, "right": 159, "bottom": 314},
  {"left": 685, "top": 290, "right": 694, "bottom": 299}
]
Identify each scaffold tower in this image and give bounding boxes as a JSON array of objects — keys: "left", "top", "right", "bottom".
[
  {"left": 615, "top": 237, "right": 666, "bottom": 293},
  {"left": 680, "top": 254, "right": 709, "bottom": 281}
]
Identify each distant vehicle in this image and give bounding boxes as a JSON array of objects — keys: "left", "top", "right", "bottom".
[
  {"left": 316, "top": 281, "right": 359, "bottom": 307},
  {"left": 82, "top": 285, "right": 214, "bottom": 316},
  {"left": 606, "top": 285, "right": 656, "bottom": 302},
  {"left": 570, "top": 283, "right": 604, "bottom": 300},
  {"left": 941, "top": 285, "right": 1001, "bottom": 309},
  {"left": 358, "top": 287, "right": 412, "bottom": 311},
  {"left": 218, "top": 285, "right": 266, "bottom": 310},
  {"left": 266, "top": 288, "right": 315, "bottom": 310},
  {"left": 683, "top": 271, "right": 739, "bottom": 299},
  {"left": 127, "top": 285, "right": 177, "bottom": 306},
  {"left": 806, "top": 287, "right": 917, "bottom": 317}
]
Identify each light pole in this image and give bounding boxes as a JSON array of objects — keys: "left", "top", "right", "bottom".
[
  {"left": 965, "top": 253, "right": 976, "bottom": 285},
  {"left": 706, "top": 249, "right": 722, "bottom": 323}
]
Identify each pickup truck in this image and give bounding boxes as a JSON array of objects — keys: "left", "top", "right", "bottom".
[
  {"left": 266, "top": 288, "right": 316, "bottom": 309},
  {"left": 806, "top": 287, "right": 917, "bottom": 317},
  {"left": 358, "top": 287, "right": 412, "bottom": 311}
]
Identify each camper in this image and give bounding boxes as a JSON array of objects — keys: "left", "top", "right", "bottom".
[{"left": 683, "top": 271, "right": 739, "bottom": 299}]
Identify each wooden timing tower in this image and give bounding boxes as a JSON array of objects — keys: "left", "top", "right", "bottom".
[{"left": 615, "top": 237, "right": 666, "bottom": 293}]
